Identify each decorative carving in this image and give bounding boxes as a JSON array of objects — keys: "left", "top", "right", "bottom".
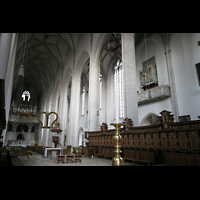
[
  {"left": 159, "top": 110, "right": 174, "bottom": 129},
  {"left": 9, "top": 114, "right": 39, "bottom": 124},
  {"left": 123, "top": 118, "right": 133, "bottom": 132},
  {"left": 87, "top": 110, "right": 200, "bottom": 165},
  {"left": 138, "top": 85, "right": 170, "bottom": 105},
  {"left": 101, "top": 123, "right": 108, "bottom": 131}
]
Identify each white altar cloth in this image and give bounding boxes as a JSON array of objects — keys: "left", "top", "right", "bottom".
[{"left": 44, "top": 148, "right": 63, "bottom": 157}]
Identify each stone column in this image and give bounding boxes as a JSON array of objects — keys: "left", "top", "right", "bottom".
[
  {"left": 88, "top": 56, "right": 100, "bottom": 131},
  {"left": 121, "top": 33, "right": 139, "bottom": 126},
  {"left": 68, "top": 73, "right": 81, "bottom": 146},
  {"left": 38, "top": 109, "right": 46, "bottom": 146},
  {"left": 0, "top": 33, "right": 13, "bottom": 80},
  {"left": 27, "top": 124, "right": 33, "bottom": 143},
  {"left": 163, "top": 33, "right": 179, "bottom": 122},
  {"left": 12, "top": 123, "right": 18, "bottom": 141},
  {"left": 0, "top": 33, "right": 18, "bottom": 146}
]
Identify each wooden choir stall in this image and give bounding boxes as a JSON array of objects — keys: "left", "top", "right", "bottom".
[{"left": 85, "top": 110, "right": 200, "bottom": 166}]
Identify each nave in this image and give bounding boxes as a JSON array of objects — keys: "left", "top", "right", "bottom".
[{"left": 17, "top": 151, "right": 164, "bottom": 166}]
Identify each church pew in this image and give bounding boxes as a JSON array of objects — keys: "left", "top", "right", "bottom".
[
  {"left": 86, "top": 111, "right": 200, "bottom": 165},
  {"left": 123, "top": 149, "right": 134, "bottom": 163},
  {"left": 104, "top": 147, "right": 115, "bottom": 159},
  {"left": 164, "top": 152, "right": 200, "bottom": 166},
  {"left": 96, "top": 147, "right": 105, "bottom": 158},
  {"left": 133, "top": 150, "right": 156, "bottom": 166}
]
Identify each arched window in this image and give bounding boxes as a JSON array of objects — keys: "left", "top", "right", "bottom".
[
  {"left": 81, "top": 86, "right": 85, "bottom": 115},
  {"left": 22, "top": 90, "right": 30, "bottom": 101},
  {"left": 114, "top": 60, "right": 124, "bottom": 119},
  {"left": 99, "top": 74, "right": 102, "bottom": 110}
]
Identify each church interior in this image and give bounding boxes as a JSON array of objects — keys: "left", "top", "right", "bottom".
[{"left": 0, "top": 33, "right": 200, "bottom": 166}]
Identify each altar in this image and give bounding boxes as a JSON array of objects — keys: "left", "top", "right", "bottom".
[
  {"left": 44, "top": 147, "right": 63, "bottom": 157},
  {"left": 8, "top": 140, "right": 35, "bottom": 147}
]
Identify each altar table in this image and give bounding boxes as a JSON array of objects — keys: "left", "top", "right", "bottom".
[{"left": 44, "top": 148, "right": 63, "bottom": 157}]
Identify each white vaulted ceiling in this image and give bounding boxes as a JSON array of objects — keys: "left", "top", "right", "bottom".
[
  {"left": 13, "top": 33, "right": 80, "bottom": 108},
  {"left": 12, "top": 33, "right": 154, "bottom": 110}
]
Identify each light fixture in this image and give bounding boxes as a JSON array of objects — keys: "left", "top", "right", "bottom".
[{"left": 36, "top": 111, "right": 58, "bottom": 129}]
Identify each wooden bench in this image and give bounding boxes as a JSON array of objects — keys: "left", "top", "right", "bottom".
[
  {"left": 84, "top": 148, "right": 94, "bottom": 157},
  {"left": 75, "top": 155, "right": 82, "bottom": 162},
  {"left": 96, "top": 147, "right": 104, "bottom": 158},
  {"left": 57, "top": 156, "right": 65, "bottom": 163},
  {"left": 66, "top": 155, "right": 74, "bottom": 162},
  {"left": 123, "top": 149, "right": 134, "bottom": 163},
  {"left": 104, "top": 148, "right": 115, "bottom": 159},
  {"left": 133, "top": 150, "right": 155, "bottom": 166},
  {"left": 63, "top": 155, "right": 82, "bottom": 163}
]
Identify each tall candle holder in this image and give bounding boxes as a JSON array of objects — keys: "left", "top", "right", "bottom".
[{"left": 110, "top": 123, "right": 124, "bottom": 166}]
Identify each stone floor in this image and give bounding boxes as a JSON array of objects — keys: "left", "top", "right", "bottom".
[{"left": 18, "top": 151, "right": 164, "bottom": 166}]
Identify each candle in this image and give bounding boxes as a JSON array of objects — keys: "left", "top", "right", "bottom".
[{"left": 116, "top": 82, "right": 119, "bottom": 123}]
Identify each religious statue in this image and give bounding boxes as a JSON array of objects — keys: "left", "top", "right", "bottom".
[
  {"left": 101, "top": 123, "right": 108, "bottom": 131},
  {"left": 18, "top": 130, "right": 25, "bottom": 140}
]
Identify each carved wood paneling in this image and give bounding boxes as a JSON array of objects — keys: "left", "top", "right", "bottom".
[{"left": 86, "top": 113, "right": 200, "bottom": 165}]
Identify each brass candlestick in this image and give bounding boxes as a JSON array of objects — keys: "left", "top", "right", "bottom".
[{"left": 110, "top": 123, "right": 124, "bottom": 166}]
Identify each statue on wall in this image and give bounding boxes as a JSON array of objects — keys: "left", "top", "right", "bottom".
[{"left": 101, "top": 123, "right": 108, "bottom": 131}]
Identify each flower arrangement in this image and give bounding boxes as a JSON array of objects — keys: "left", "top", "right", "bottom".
[
  {"left": 72, "top": 146, "right": 79, "bottom": 154},
  {"left": 12, "top": 146, "right": 22, "bottom": 153},
  {"left": 26, "top": 150, "right": 32, "bottom": 155}
]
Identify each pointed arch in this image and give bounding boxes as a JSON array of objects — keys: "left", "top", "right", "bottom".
[
  {"left": 140, "top": 112, "right": 159, "bottom": 126},
  {"left": 78, "top": 127, "right": 85, "bottom": 146},
  {"left": 74, "top": 50, "right": 90, "bottom": 78}
]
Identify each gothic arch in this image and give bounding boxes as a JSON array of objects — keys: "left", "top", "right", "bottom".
[
  {"left": 78, "top": 127, "right": 85, "bottom": 146},
  {"left": 136, "top": 38, "right": 156, "bottom": 64},
  {"left": 51, "top": 80, "right": 61, "bottom": 113},
  {"left": 92, "top": 33, "right": 111, "bottom": 61},
  {"left": 74, "top": 50, "right": 90, "bottom": 79},
  {"left": 140, "top": 112, "right": 159, "bottom": 126}
]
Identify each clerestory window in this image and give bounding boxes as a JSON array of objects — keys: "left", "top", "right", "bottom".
[
  {"left": 99, "top": 74, "right": 102, "bottom": 110},
  {"left": 81, "top": 86, "right": 85, "bottom": 115}
]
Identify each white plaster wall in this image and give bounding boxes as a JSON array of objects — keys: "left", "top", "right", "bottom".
[
  {"left": 138, "top": 98, "right": 172, "bottom": 125},
  {"left": 135, "top": 33, "right": 172, "bottom": 125},
  {"left": 136, "top": 33, "right": 169, "bottom": 92},
  {"left": 170, "top": 33, "right": 200, "bottom": 120},
  {"left": 5, "top": 131, "right": 36, "bottom": 146}
]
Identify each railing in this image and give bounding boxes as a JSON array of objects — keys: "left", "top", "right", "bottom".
[
  {"left": 8, "top": 114, "right": 39, "bottom": 124},
  {"left": 138, "top": 85, "right": 170, "bottom": 105}
]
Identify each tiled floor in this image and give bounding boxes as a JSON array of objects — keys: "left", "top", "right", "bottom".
[
  {"left": 18, "top": 151, "right": 165, "bottom": 166},
  {"left": 18, "top": 151, "right": 135, "bottom": 166}
]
